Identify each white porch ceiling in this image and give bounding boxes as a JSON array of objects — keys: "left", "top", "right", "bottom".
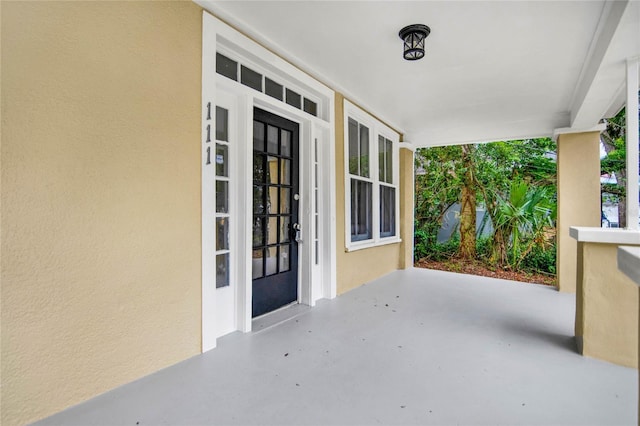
[{"left": 200, "top": 1, "right": 640, "bottom": 147}]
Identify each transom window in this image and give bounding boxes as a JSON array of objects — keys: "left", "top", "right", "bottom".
[{"left": 344, "top": 100, "right": 400, "bottom": 250}]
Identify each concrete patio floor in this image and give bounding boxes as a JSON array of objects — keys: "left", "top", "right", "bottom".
[{"left": 38, "top": 268, "right": 637, "bottom": 425}]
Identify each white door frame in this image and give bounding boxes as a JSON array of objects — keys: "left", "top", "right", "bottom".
[{"left": 201, "top": 11, "right": 336, "bottom": 352}]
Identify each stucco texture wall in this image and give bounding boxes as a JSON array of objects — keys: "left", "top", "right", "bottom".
[
  {"left": 1, "top": 2, "right": 203, "bottom": 424},
  {"left": 575, "top": 242, "right": 639, "bottom": 368},
  {"left": 556, "top": 131, "right": 601, "bottom": 293},
  {"left": 334, "top": 93, "right": 409, "bottom": 295}
]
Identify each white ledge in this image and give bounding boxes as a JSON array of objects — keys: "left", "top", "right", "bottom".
[
  {"left": 569, "top": 226, "right": 640, "bottom": 244},
  {"left": 617, "top": 246, "right": 640, "bottom": 287}
]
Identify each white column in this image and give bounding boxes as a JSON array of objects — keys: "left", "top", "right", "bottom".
[{"left": 626, "top": 58, "right": 639, "bottom": 230}]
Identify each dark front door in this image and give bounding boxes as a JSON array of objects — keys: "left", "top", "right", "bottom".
[{"left": 252, "top": 108, "right": 299, "bottom": 318}]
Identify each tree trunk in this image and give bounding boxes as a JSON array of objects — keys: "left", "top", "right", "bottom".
[
  {"left": 458, "top": 145, "right": 476, "bottom": 259},
  {"left": 491, "top": 228, "right": 508, "bottom": 267},
  {"left": 618, "top": 196, "right": 627, "bottom": 228}
]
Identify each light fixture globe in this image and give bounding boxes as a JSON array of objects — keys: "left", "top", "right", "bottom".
[{"left": 399, "top": 24, "right": 431, "bottom": 61}]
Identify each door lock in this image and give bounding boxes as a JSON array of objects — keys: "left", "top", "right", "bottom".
[{"left": 292, "top": 223, "right": 302, "bottom": 243}]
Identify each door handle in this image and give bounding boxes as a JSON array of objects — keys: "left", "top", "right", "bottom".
[{"left": 292, "top": 222, "right": 302, "bottom": 243}]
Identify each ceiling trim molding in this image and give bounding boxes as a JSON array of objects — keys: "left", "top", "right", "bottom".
[
  {"left": 398, "top": 142, "right": 416, "bottom": 152},
  {"left": 552, "top": 124, "right": 607, "bottom": 141}
]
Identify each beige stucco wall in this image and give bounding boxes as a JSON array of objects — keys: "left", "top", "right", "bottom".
[
  {"left": 556, "top": 131, "right": 601, "bottom": 292},
  {"left": 399, "top": 147, "right": 415, "bottom": 269},
  {"left": 1, "top": 2, "right": 203, "bottom": 425},
  {"left": 335, "top": 93, "right": 408, "bottom": 294},
  {"left": 575, "top": 243, "right": 639, "bottom": 368}
]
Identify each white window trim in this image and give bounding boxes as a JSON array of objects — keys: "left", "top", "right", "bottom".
[{"left": 344, "top": 100, "right": 401, "bottom": 252}]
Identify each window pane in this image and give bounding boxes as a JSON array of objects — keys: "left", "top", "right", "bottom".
[
  {"left": 267, "top": 156, "right": 278, "bottom": 185},
  {"left": 253, "top": 153, "right": 265, "bottom": 183},
  {"left": 280, "top": 244, "right": 290, "bottom": 272},
  {"left": 351, "top": 179, "right": 372, "bottom": 241},
  {"left": 216, "top": 53, "right": 237, "bottom": 81},
  {"left": 359, "top": 124, "right": 369, "bottom": 178},
  {"left": 266, "top": 247, "right": 278, "bottom": 275},
  {"left": 378, "top": 135, "right": 385, "bottom": 182},
  {"left": 386, "top": 139, "right": 393, "bottom": 184},
  {"left": 267, "top": 216, "right": 278, "bottom": 245},
  {"left": 216, "top": 253, "right": 230, "bottom": 288},
  {"left": 216, "top": 181, "right": 228, "bottom": 213},
  {"left": 253, "top": 216, "right": 264, "bottom": 247},
  {"left": 285, "top": 89, "right": 301, "bottom": 109},
  {"left": 303, "top": 98, "right": 317, "bottom": 116},
  {"left": 280, "top": 159, "right": 290, "bottom": 185},
  {"left": 348, "top": 118, "right": 359, "bottom": 175},
  {"left": 280, "top": 188, "right": 291, "bottom": 214},
  {"left": 252, "top": 249, "right": 263, "bottom": 279},
  {"left": 253, "top": 121, "right": 265, "bottom": 151},
  {"left": 281, "top": 129, "right": 292, "bottom": 157},
  {"left": 253, "top": 185, "right": 264, "bottom": 214},
  {"left": 280, "top": 216, "right": 291, "bottom": 243},
  {"left": 380, "top": 186, "right": 396, "bottom": 237},
  {"left": 216, "top": 217, "right": 229, "bottom": 251},
  {"left": 265, "top": 78, "right": 283, "bottom": 101},
  {"left": 267, "top": 125, "right": 279, "bottom": 154},
  {"left": 241, "top": 65, "right": 262, "bottom": 91},
  {"left": 267, "top": 186, "right": 278, "bottom": 214},
  {"left": 216, "top": 144, "right": 228, "bottom": 177},
  {"left": 216, "top": 107, "right": 228, "bottom": 141}
]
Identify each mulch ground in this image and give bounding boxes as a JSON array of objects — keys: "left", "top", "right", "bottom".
[{"left": 415, "top": 258, "right": 557, "bottom": 287}]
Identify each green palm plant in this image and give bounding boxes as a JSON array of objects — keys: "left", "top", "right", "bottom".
[{"left": 491, "top": 180, "right": 555, "bottom": 268}]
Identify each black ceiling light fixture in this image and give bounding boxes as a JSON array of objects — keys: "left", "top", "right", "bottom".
[{"left": 399, "top": 24, "right": 431, "bottom": 61}]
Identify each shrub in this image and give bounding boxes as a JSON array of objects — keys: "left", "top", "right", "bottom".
[
  {"left": 520, "top": 244, "right": 556, "bottom": 275},
  {"left": 414, "top": 232, "right": 459, "bottom": 262}
]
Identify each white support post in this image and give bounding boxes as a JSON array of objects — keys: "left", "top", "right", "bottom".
[{"left": 626, "top": 58, "right": 639, "bottom": 230}]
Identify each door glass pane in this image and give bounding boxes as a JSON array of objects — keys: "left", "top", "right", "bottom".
[
  {"left": 280, "top": 245, "right": 290, "bottom": 272},
  {"left": 280, "top": 188, "right": 291, "bottom": 214},
  {"left": 267, "top": 216, "right": 278, "bottom": 245},
  {"left": 253, "top": 121, "right": 265, "bottom": 151},
  {"left": 265, "top": 247, "right": 278, "bottom": 275},
  {"left": 216, "top": 217, "right": 229, "bottom": 250},
  {"left": 216, "top": 107, "right": 228, "bottom": 141},
  {"left": 359, "top": 124, "right": 369, "bottom": 178},
  {"left": 267, "top": 186, "right": 278, "bottom": 214},
  {"left": 348, "top": 118, "right": 358, "bottom": 175},
  {"left": 265, "top": 78, "right": 283, "bottom": 101},
  {"left": 281, "top": 129, "right": 291, "bottom": 157},
  {"left": 240, "top": 65, "right": 262, "bottom": 92},
  {"left": 216, "top": 144, "right": 228, "bottom": 177},
  {"left": 253, "top": 153, "right": 265, "bottom": 183},
  {"left": 281, "top": 216, "right": 290, "bottom": 243},
  {"left": 253, "top": 186, "right": 264, "bottom": 214},
  {"left": 216, "top": 53, "right": 237, "bottom": 81},
  {"left": 253, "top": 217, "right": 264, "bottom": 247},
  {"left": 267, "top": 125, "right": 279, "bottom": 154},
  {"left": 216, "top": 253, "right": 230, "bottom": 288},
  {"left": 216, "top": 181, "right": 228, "bottom": 213},
  {"left": 252, "top": 249, "right": 263, "bottom": 279},
  {"left": 267, "top": 156, "right": 278, "bottom": 184},
  {"left": 280, "top": 159, "right": 291, "bottom": 185}
]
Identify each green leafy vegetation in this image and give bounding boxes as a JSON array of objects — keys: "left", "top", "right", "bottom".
[{"left": 414, "top": 138, "right": 557, "bottom": 282}]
